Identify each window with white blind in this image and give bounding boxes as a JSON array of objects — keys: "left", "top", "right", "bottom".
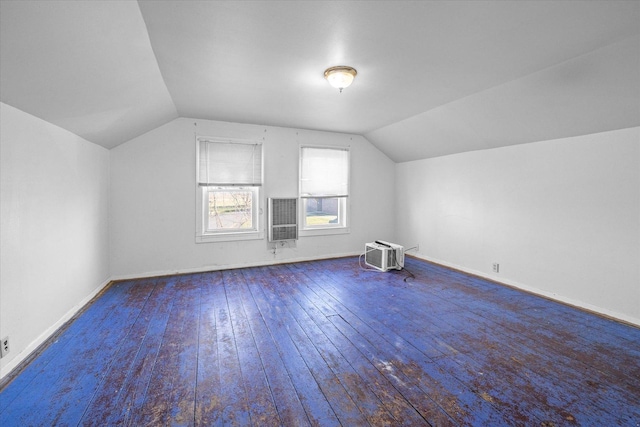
[
  {"left": 299, "top": 145, "right": 350, "bottom": 235},
  {"left": 196, "top": 137, "right": 263, "bottom": 242}
]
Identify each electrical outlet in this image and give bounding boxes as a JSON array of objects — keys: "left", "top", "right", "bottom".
[
  {"left": 0, "top": 336, "right": 9, "bottom": 358},
  {"left": 492, "top": 263, "right": 500, "bottom": 273}
]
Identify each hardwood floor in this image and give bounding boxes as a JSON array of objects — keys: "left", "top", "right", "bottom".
[{"left": 1, "top": 257, "right": 639, "bottom": 426}]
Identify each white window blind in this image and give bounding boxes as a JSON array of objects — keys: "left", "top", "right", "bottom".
[
  {"left": 300, "top": 146, "right": 349, "bottom": 197},
  {"left": 197, "top": 138, "right": 263, "bottom": 186}
]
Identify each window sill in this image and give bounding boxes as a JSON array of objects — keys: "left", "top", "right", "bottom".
[
  {"left": 196, "top": 231, "right": 264, "bottom": 243},
  {"left": 299, "top": 227, "right": 350, "bottom": 237}
]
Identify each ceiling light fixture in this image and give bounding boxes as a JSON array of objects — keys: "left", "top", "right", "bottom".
[{"left": 324, "top": 66, "right": 357, "bottom": 93}]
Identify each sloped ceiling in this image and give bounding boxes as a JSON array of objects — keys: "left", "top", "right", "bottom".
[
  {"left": 1, "top": 1, "right": 638, "bottom": 161},
  {"left": 0, "top": 0, "right": 177, "bottom": 148}
]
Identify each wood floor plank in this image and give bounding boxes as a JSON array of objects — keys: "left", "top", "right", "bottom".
[
  {"left": 410, "top": 264, "right": 640, "bottom": 370},
  {"left": 444, "top": 304, "right": 640, "bottom": 422},
  {"left": 3, "top": 280, "right": 155, "bottom": 426},
  {"left": 294, "top": 263, "right": 516, "bottom": 426},
  {"left": 282, "top": 264, "right": 439, "bottom": 426},
  {"left": 304, "top": 259, "right": 580, "bottom": 425},
  {"left": 58, "top": 281, "right": 157, "bottom": 424},
  {"left": 369, "top": 258, "right": 640, "bottom": 422},
  {"left": 163, "top": 276, "right": 200, "bottom": 426},
  {"left": 210, "top": 271, "right": 252, "bottom": 425},
  {"left": 223, "top": 269, "right": 281, "bottom": 425},
  {"left": 135, "top": 277, "right": 200, "bottom": 426},
  {"left": 98, "top": 277, "right": 178, "bottom": 426},
  {"left": 79, "top": 277, "right": 169, "bottom": 425},
  {"left": 409, "top": 257, "right": 640, "bottom": 351},
  {"left": 237, "top": 268, "right": 312, "bottom": 426},
  {"left": 255, "top": 292, "right": 371, "bottom": 426},
  {"left": 0, "top": 280, "right": 130, "bottom": 415},
  {"left": 312, "top": 257, "right": 640, "bottom": 425},
  {"left": 281, "top": 266, "right": 401, "bottom": 424},
  {"left": 2, "top": 256, "right": 639, "bottom": 426},
  {"left": 194, "top": 272, "right": 224, "bottom": 426},
  {"left": 243, "top": 267, "right": 342, "bottom": 426},
  {"left": 263, "top": 265, "right": 389, "bottom": 426}
]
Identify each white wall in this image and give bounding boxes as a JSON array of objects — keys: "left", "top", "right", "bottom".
[
  {"left": 0, "top": 103, "right": 110, "bottom": 377},
  {"left": 5, "top": 101, "right": 635, "bottom": 381},
  {"left": 110, "top": 118, "right": 395, "bottom": 278},
  {"left": 396, "top": 127, "right": 640, "bottom": 325}
]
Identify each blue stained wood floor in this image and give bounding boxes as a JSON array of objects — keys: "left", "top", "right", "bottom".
[{"left": 1, "top": 257, "right": 639, "bottom": 426}]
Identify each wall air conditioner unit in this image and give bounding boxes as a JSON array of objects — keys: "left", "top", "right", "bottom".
[
  {"left": 268, "top": 198, "right": 298, "bottom": 242},
  {"left": 365, "top": 241, "right": 404, "bottom": 272}
]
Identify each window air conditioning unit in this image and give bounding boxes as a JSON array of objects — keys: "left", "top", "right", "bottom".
[
  {"left": 365, "top": 241, "right": 404, "bottom": 272},
  {"left": 268, "top": 198, "right": 298, "bottom": 242}
]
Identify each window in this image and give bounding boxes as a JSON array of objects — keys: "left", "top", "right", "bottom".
[
  {"left": 299, "top": 146, "right": 349, "bottom": 236},
  {"left": 203, "top": 188, "right": 257, "bottom": 231},
  {"left": 196, "top": 137, "right": 263, "bottom": 242}
]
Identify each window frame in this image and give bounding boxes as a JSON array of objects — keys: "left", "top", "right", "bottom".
[
  {"left": 195, "top": 136, "right": 264, "bottom": 243},
  {"left": 299, "top": 145, "right": 350, "bottom": 237}
]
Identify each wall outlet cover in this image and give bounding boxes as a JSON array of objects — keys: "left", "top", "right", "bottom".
[{"left": 1, "top": 336, "right": 9, "bottom": 358}]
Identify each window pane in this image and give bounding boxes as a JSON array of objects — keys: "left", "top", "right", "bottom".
[
  {"left": 207, "top": 190, "right": 253, "bottom": 230},
  {"left": 304, "top": 197, "right": 340, "bottom": 226}
]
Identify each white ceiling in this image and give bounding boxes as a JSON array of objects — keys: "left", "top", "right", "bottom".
[{"left": 1, "top": 1, "right": 639, "bottom": 161}]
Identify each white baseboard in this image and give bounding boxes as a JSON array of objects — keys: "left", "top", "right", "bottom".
[
  {"left": 412, "top": 253, "right": 640, "bottom": 328},
  {"left": 0, "top": 278, "right": 112, "bottom": 381},
  {"left": 109, "top": 251, "right": 362, "bottom": 282}
]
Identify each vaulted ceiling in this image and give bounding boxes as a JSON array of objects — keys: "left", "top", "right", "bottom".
[{"left": 1, "top": 1, "right": 639, "bottom": 162}]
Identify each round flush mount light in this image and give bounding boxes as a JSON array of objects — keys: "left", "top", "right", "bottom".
[{"left": 324, "top": 66, "right": 357, "bottom": 93}]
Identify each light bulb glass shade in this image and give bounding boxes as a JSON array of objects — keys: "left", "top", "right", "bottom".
[{"left": 324, "top": 66, "right": 357, "bottom": 90}]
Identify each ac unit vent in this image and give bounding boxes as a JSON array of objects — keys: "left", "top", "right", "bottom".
[
  {"left": 271, "top": 226, "right": 297, "bottom": 241},
  {"left": 268, "top": 198, "right": 298, "bottom": 242}
]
